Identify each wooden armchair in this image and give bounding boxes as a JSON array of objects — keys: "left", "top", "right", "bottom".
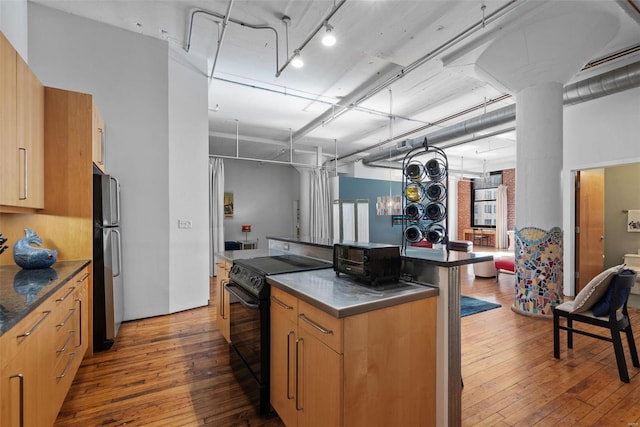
[{"left": 553, "top": 268, "right": 638, "bottom": 382}]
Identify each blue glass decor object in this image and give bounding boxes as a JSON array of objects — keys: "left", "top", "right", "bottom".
[
  {"left": 14, "top": 268, "right": 58, "bottom": 304},
  {"left": 13, "top": 228, "right": 58, "bottom": 269}
]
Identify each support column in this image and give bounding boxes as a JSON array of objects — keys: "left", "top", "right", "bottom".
[{"left": 513, "top": 82, "right": 564, "bottom": 316}]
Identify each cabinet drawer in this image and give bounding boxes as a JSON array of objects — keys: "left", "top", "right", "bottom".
[
  {"left": 0, "top": 306, "right": 53, "bottom": 366},
  {"left": 271, "top": 287, "right": 298, "bottom": 324},
  {"left": 298, "top": 300, "right": 343, "bottom": 354}
]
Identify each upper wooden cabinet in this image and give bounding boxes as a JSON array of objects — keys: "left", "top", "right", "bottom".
[
  {"left": 92, "top": 101, "right": 106, "bottom": 172},
  {"left": 0, "top": 32, "right": 45, "bottom": 210}
]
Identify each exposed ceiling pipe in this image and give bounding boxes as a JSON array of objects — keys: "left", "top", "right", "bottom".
[
  {"left": 185, "top": 9, "right": 280, "bottom": 75},
  {"left": 276, "top": 0, "right": 348, "bottom": 77},
  {"left": 292, "top": 0, "right": 521, "bottom": 142},
  {"left": 335, "top": 93, "right": 511, "bottom": 162},
  {"left": 208, "top": 0, "right": 234, "bottom": 80},
  {"left": 212, "top": 76, "right": 427, "bottom": 123},
  {"left": 363, "top": 127, "right": 515, "bottom": 170},
  {"left": 361, "top": 60, "right": 640, "bottom": 167}
]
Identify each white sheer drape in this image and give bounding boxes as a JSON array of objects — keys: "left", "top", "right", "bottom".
[
  {"left": 309, "top": 168, "right": 332, "bottom": 241},
  {"left": 209, "top": 158, "right": 225, "bottom": 276},
  {"left": 495, "top": 184, "right": 508, "bottom": 249}
]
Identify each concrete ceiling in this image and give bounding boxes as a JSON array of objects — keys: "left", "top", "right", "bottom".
[{"left": 31, "top": 0, "right": 640, "bottom": 173}]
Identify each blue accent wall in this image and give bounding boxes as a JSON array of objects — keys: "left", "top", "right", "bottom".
[{"left": 338, "top": 176, "right": 403, "bottom": 245}]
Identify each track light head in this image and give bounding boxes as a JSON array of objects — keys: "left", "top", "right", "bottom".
[
  {"left": 322, "top": 21, "right": 336, "bottom": 47},
  {"left": 291, "top": 49, "right": 304, "bottom": 68}
]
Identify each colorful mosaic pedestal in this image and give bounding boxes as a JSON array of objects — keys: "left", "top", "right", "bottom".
[{"left": 512, "top": 227, "right": 563, "bottom": 317}]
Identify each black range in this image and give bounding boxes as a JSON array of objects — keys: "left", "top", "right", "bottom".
[{"left": 225, "top": 254, "right": 332, "bottom": 415}]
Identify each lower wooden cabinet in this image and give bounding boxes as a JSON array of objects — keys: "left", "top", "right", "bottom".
[
  {"left": 270, "top": 286, "right": 437, "bottom": 427},
  {"left": 214, "top": 257, "right": 231, "bottom": 343},
  {"left": 0, "top": 267, "right": 89, "bottom": 426}
]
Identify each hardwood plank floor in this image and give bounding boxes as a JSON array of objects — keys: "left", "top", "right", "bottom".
[{"left": 55, "top": 265, "right": 640, "bottom": 426}]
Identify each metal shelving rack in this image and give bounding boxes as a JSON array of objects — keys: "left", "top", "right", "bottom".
[{"left": 401, "top": 140, "right": 449, "bottom": 252}]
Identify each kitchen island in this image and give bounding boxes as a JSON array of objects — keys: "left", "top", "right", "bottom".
[
  {"left": 267, "top": 236, "right": 492, "bottom": 426},
  {"left": 268, "top": 269, "right": 439, "bottom": 426}
]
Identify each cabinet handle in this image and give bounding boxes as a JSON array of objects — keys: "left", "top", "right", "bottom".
[
  {"left": 298, "top": 313, "right": 333, "bottom": 335},
  {"left": 17, "top": 310, "right": 51, "bottom": 338},
  {"left": 75, "top": 297, "right": 83, "bottom": 348},
  {"left": 287, "top": 331, "right": 295, "bottom": 400},
  {"left": 99, "top": 127, "right": 105, "bottom": 165},
  {"left": 218, "top": 279, "right": 226, "bottom": 319},
  {"left": 296, "top": 338, "right": 304, "bottom": 411},
  {"left": 56, "top": 352, "right": 77, "bottom": 381},
  {"left": 56, "top": 287, "right": 76, "bottom": 302},
  {"left": 56, "top": 308, "right": 76, "bottom": 328},
  {"left": 77, "top": 272, "right": 90, "bottom": 283},
  {"left": 271, "top": 295, "right": 294, "bottom": 310},
  {"left": 9, "top": 373, "right": 24, "bottom": 427},
  {"left": 18, "top": 147, "right": 28, "bottom": 200},
  {"left": 57, "top": 331, "right": 75, "bottom": 355}
]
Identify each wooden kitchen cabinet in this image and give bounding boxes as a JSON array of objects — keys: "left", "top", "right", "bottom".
[
  {"left": 0, "top": 306, "right": 54, "bottom": 427},
  {"left": 270, "top": 286, "right": 436, "bottom": 427},
  {"left": 271, "top": 288, "right": 342, "bottom": 427},
  {"left": 0, "top": 32, "right": 44, "bottom": 210},
  {"left": 0, "top": 266, "right": 89, "bottom": 427},
  {"left": 214, "top": 257, "right": 231, "bottom": 342},
  {"left": 49, "top": 268, "right": 90, "bottom": 420},
  {"left": 92, "top": 102, "right": 106, "bottom": 172}
]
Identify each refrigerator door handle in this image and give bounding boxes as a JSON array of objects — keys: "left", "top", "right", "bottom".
[
  {"left": 111, "top": 228, "right": 123, "bottom": 278},
  {"left": 110, "top": 176, "right": 121, "bottom": 226}
]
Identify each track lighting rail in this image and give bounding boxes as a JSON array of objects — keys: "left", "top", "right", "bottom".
[{"left": 276, "top": 0, "right": 347, "bottom": 77}]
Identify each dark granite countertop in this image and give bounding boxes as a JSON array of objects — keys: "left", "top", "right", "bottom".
[
  {"left": 214, "top": 248, "right": 287, "bottom": 263},
  {"left": 0, "top": 260, "right": 90, "bottom": 336},
  {"left": 268, "top": 237, "right": 493, "bottom": 267},
  {"left": 402, "top": 247, "right": 494, "bottom": 267},
  {"left": 266, "top": 236, "right": 335, "bottom": 249},
  {"left": 268, "top": 268, "right": 439, "bottom": 318}
]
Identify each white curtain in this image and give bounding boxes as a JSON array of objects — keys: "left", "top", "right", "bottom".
[
  {"left": 209, "top": 158, "right": 225, "bottom": 276},
  {"left": 495, "top": 184, "right": 508, "bottom": 249},
  {"left": 309, "top": 168, "right": 332, "bottom": 241}
]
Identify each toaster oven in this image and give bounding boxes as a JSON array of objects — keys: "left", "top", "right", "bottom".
[{"left": 333, "top": 243, "right": 401, "bottom": 284}]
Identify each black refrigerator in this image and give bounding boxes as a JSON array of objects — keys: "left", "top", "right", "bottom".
[{"left": 93, "top": 167, "right": 124, "bottom": 351}]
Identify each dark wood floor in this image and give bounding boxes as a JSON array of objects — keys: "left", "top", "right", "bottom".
[{"left": 55, "top": 265, "right": 640, "bottom": 426}]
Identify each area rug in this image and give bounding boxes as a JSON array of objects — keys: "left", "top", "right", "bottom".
[{"left": 461, "top": 296, "right": 501, "bottom": 317}]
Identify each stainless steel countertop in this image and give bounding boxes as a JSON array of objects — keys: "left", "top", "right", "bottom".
[{"left": 267, "top": 268, "right": 438, "bottom": 318}]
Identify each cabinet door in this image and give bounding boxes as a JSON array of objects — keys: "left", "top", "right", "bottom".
[
  {"left": 216, "top": 260, "right": 231, "bottom": 342},
  {"left": 0, "top": 32, "right": 18, "bottom": 206},
  {"left": 0, "top": 308, "right": 53, "bottom": 427},
  {"left": 270, "top": 295, "right": 298, "bottom": 427},
  {"left": 74, "top": 271, "right": 90, "bottom": 357},
  {"left": 297, "top": 333, "right": 343, "bottom": 427},
  {"left": 15, "top": 54, "right": 44, "bottom": 208},
  {"left": 92, "top": 103, "right": 106, "bottom": 172}
]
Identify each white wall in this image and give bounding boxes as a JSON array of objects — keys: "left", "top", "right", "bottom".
[
  {"left": 0, "top": 0, "right": 27, "bottom": 59},
  {"left": 563, "top": 86, "right": 640, "bottom": 295},
  {"left": 222, "top": 159, "right": 298, "bottom": 245},
  {"left": 168, "top": 50, "right": 209, "bottom": 312},
  {"left": 28, "top": 3, "right": 209, "bottom": 320}
]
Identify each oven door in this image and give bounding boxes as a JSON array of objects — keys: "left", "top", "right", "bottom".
[{"left": 225, "top": 282, "right": 266, "bottom": 384}]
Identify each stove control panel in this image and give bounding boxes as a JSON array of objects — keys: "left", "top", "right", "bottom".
[{"left": 229, "top": 265, "right": 265, "bottom": 294}]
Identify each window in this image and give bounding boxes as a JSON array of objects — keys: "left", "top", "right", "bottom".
[{"left": 472, "top": 172, "right": 502, "bottom": 228}]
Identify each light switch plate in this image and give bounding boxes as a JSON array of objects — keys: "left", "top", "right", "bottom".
[{"left": 178, "top": 219, "right": 193, "bottom": 229}]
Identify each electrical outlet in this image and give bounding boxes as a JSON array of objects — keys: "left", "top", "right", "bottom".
[{"left": 178, "top": 219, "right": 193, "bottom": 229}]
